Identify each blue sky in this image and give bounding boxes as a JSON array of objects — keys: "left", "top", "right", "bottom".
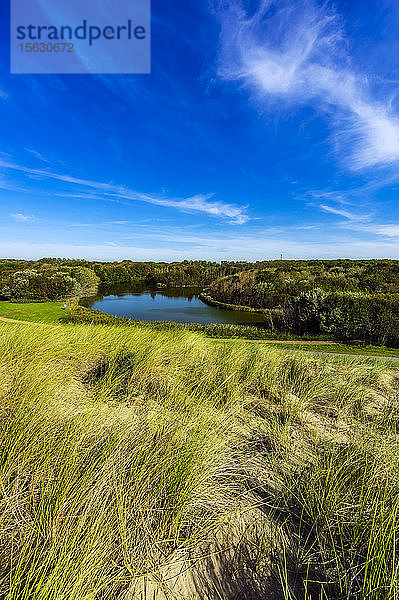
[{"left": 1, "top": 0, "right": 399, "bottom": 260}]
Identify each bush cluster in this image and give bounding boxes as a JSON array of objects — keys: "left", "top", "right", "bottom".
[
  {"left": 207, "top": 263, "right": 399, "bottom": 345},
  {"left": 0, "top": 266, "right": 99, "bottom": 301}
]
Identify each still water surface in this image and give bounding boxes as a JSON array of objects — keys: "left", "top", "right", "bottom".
[{"left": 81, "top": 285, "right": 266, "bottom": 325}]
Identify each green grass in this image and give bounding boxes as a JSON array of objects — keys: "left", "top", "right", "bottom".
[
  {"left": 0, "top": 300, "right": 65, "bottom": 323},
  {"left": 259, "top": 341, "right": 399, "bottom": 359},
  {"left": 0, "top": 319, "right": 398, "bottom": 598}
]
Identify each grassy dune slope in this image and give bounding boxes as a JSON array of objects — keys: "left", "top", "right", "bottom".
[{"left": 0, "top": 321, "right": 398, "bottom": 599}]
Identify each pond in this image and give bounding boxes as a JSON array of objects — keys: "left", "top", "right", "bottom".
[{"left": 80, "top": 284, "right": 267, "bottom": 325}]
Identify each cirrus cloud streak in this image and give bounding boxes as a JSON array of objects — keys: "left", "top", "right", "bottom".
[
  {"left": 0, "top": 160, "right": 249, "bottom": 225},
  {"left": 216, "top": 0, "right": 399, "bottom": 170}
]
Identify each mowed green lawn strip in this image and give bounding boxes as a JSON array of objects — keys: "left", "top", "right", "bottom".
[
  {"left": 213, "top": 338, "right": 399, "bottom": 359},
  {"left": 261, "top": 341, "right": 399, "bottom": 358},
  {"left": 0, "top": 301, "right": 65, "bottom": 324}
]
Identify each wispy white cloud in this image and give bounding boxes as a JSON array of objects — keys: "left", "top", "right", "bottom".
[
  {"left": 10, "top": 212, "right": 35, "bottom": 222},
  {"left": 216, "top": 0, "right": 399, "bottom": 170},
  {"left": 343, "top": 222, "right": 399, "bottom": 238},
  {"left": 0, "top": 179, "right": 28, "bottom": 193},
  {"left": 0, "top": 161, "right": 116, "bottom": 189},
  {"left": 24, "top": 148, "right": 49, "bottom": 163},
  {"left": 315, "top": 202, "right": 399, "bottom": 238},
  {"left": 0, "top": 160, "right": 249, "bottom": 225},
  {"left": 319, "top": 204, "right": 370, "bottom": 222},
  {"left": 367, "top": 224, "right": 399, "bottom": 237},
  {"left": 111, "top": 189, "right": 249, "bottom": 224}
]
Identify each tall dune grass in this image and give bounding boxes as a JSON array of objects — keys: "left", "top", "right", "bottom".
[{"left": 0, "top": 321, "right": 398, "bottom": 599}]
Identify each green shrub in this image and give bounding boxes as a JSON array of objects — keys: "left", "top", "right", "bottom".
[{"left": 0, "top": 266, "right": 99, "bottom": 301}]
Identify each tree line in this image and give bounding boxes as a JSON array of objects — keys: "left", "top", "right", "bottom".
[
  {"left": 0, "top": 258, "right": 253, "bottom": 300},
  {"left": 206, "top": 261, "right": 399, "bottom": 346}
]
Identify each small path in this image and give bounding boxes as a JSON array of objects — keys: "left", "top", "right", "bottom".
[
  {"left": 0, "top": 316, "right": 42, "bottom": 325},
  {"left": 211, "top": 338, "right": 399, "bottom": 362},
  {"left": 304, "top": 351, "right": 399, "bottom": 363},
  {"left": 211, "top": 338, "right": 338, "bottom": 345}
]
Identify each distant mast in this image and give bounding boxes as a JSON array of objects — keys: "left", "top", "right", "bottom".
[{"left": 280, "top": 253, "right": 283, "bottom": 261}]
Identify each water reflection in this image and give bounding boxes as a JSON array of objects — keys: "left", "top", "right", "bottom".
[{"left": 80, "top": 284, "right": 266, "bottom": 326}]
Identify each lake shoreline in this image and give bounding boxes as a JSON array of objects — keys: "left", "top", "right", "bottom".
[{"left": 79, "top": 283, "right": 270, "bottom": 326}]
